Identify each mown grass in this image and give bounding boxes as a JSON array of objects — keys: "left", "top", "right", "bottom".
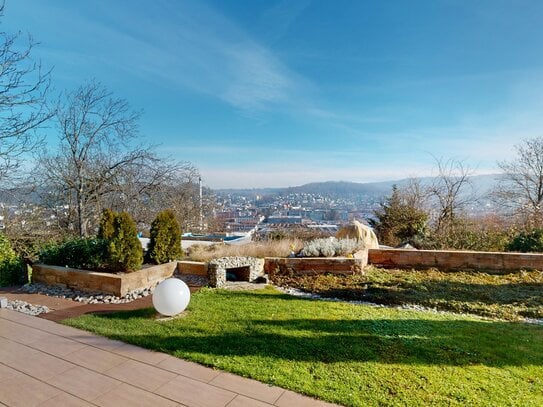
[
  {"left": 65, "top": 287, "right": 543, "bottom": 406},
  {"left": 273, "top": 266, "right": 543, "bottom": 321}
]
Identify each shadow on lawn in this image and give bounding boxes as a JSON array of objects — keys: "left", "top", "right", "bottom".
[{"left": 92, "top": 309, "right": 543, "bottom": 367}]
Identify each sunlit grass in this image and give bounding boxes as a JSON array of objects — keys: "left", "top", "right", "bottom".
[{"left": 65, "top": 287, "right": 543, "bottom": 406}]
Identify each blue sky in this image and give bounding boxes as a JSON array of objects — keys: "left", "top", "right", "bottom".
[{"left": 4, "top": 0, "right": 543, "bottom": 188}]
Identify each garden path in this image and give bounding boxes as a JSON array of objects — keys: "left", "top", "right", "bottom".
[{"left": 0, "top": 308, "right": 339, "bottom": 406}]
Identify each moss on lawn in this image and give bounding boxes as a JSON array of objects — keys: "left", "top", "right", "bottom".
[{"left": 273, "top": 266, "right": 543, "bottom": 321}]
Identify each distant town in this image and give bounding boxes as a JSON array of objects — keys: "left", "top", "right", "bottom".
[{"left": 211, "top": 175, "right": 499, "bottom": 239}]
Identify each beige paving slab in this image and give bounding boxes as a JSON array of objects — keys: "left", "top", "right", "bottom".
[
  {"left": 274, "top": 390, "right": 339, "bottom": 407},
  {"left": 47, "top": 366, "right": 121, "bottom": 402},
  {"left": 63, "top": 345, "right": 128, "bottom": 373},
  {"left": 37, "top": 323, "right": 98, "bottom": 341},
  {"left": 0, "top": 309, "right": 59, "bottom": 330},
  {"left": 0, "top": 339, "right": 75, "bottom": 380},
  {"left": 93, "top": 382, "right": 179, "bottom": 407},
  {"left": 0, "top": 318, "right": 53, "bottom": 344},
  {"left": 38, "top": 393, "right": 95, "bottom": 407},
  {"left": 157, "top": 355, "right": 221, "bottom": 383},
  {"left": 0, "top": 374, "right": 61, "bottom": 407},
  {"left": 226, "top": 395, "right": 274, "bottom": 407},
  {"left": 71, "top": 332, "right": 126, "bottom": 351},
  {"left": 27, "top": 332, "right": 88, "bottom": 357},
  {"left": 210, "top": 373, "right": 284, "bottom": 404},
  {"left": 105, "top": 359, "right": 178, "bottom": 392},
  {"left": 112, "top": 342, "right": 169, "bottom": 365},
  {"left": 0, "top": 363, "right": 25, "bottom": 383},
  {"left": 0, "top": 309, "right": 97, "bottom": 341},
  {"left": 156, "top": 375, "right": 237, "bottom": 407}
]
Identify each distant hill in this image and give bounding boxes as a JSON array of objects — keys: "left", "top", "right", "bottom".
[
  {"left": 216, "top": 174, "right": 503, "bottom": 200},
  {"left": 283, "top": 180, "right": 390, "bottom": 196},
  {"left": 214, "top": 187, "right": 282, "bottom": 197}
]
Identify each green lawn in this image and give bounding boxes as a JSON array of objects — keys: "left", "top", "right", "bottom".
[
  {"left": 65, "top": 287, "right": 543, "bottom": 407},
  {"left": 273, "top": 266, "right": 543, "bottom": 321}
]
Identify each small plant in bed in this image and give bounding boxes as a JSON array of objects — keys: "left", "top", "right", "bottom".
[
  {"left": 300, "top": 237, "right": 360, "bottom": 257},
  {"left": 39, "top": 238, "right": 108, "bottom": 270},
  {"left": 38, "top": 210, "right": 143, "bottom": 273}
]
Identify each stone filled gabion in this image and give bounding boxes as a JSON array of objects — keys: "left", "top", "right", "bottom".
[{"left": 208, "top": 256, "right": 265, "bottom": 288}]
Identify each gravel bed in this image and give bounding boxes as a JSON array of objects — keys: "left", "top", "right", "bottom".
[
  {"left": 20, "top": 282, "right": 154, "bottom": 304},
  {"left": 4, "top": 300, "right": 50, "bottom": 316},
  {"left": 175, "top": 273, "right": 209, "bottom": 287},
  {"left": 277, "top": 286, "right": 543, "bottom": 325}
]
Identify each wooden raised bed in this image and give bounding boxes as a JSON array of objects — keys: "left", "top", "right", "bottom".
[
  {"left": 264, "top": 249, "right": 367, "bottom": 278},
  {"left": 31, "top": 262, "right": 178, "bottom": 297}
]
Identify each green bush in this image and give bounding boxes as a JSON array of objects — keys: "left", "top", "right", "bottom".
[
  {"left": 147, "top": 210, "right": 182, "bottom": 264},
  {"left": 38, "top": 238, "right": 108, "bottom": 270},
  {"left": 0, "top": 233, "right": 16, "bottom": 262},
  {"left": 507, "top": 229, "right": 543, "bottom": 253},
  {"left": 106, "top": 212, "right": 143, "bottom": 272},
  {"left": 97, "top": 208, "right": 116, "bottom": 240},
  {"left": 0, "top": 234, "right": 24, "bottom": 286}
]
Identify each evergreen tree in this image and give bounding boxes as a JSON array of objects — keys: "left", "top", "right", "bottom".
[
  {"left": 147, "top": 210, "right": 182, "bottom": 264},
  {"left": 97, "top": 208, "right": 116, "bottom": 240},
  {"left": 106, "top": 212, "right": 143, "bottom": 272},
  {"left": 370, "top": 185, "right": 428, "bottom": 246}
]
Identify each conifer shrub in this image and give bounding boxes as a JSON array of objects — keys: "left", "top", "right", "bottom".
[
  {"left": 105, "top": 211, "right": 143, "bottom": 272},
  {"left": 0, "top": 234, "right": 24, "bottom": 286},
  {"left": 147, "top": 209, "right": 182, "bottom": 264},
  {"left": 507, "top": 229, "right": 543, "bottom": 253},
  {"left": 97, "top": 208, "right": 116, "bottom": 240}
]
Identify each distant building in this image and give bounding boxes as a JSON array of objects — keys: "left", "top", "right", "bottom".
[{"left": 267, "top": 215, "right": 302, "bottom": 224}]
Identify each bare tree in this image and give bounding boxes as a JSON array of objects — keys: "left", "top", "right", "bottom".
[
  {"left": 428, "top": 157, "right": 476, "bottom": 233},
  {"left": 35, "top": 81, "right": 210, "bottom": 237},
  {"left": 106, "top": 158, "right": 203, "bottom": 233},
  {"left": 0, "top": 3, "right": 52, "bottom": 182},
  {"left": 37, "top": 81, "right": 150, "bottom": 237},
  {"left": 494, "top": 137, "right": 543, "bottom": 227},
  {"left": 401, "top": 177, "right": 430, "bottom": 211}
]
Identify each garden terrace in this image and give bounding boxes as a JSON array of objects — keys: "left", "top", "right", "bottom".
[{"left": 65, "top": 287, "right": 543, "bottom": 407}]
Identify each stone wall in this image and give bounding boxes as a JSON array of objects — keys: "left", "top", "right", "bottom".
[
  {"left": 208, "top": 257, "right": 265, "bottom": 288},
  {"left": 32, "top": 262, "right": 177, "bottom": 297},
  {"left": 368, "top": 248, "right": 543, "bottom": 272}
]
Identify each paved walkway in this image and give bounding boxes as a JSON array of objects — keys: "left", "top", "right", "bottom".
[{"left": 0, "top": 309, "right": 338, "bottom": 407}]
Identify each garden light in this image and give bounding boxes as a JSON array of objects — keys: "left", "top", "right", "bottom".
[{"left": 152, "top": 278, "right": 190, "bottom": 316}]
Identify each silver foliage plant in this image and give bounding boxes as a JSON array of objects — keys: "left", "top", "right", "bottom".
[{"left": 301, "top": 238, "right": 361, "bottom": 257}]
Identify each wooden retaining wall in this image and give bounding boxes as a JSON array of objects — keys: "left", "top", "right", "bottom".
[
  {"left": 368, "top": 248, "right": 543, "bottom": 272},
  {"left": 32, "top": 262, "right": 177, "bottom": 297},
  {"left": 177, "top": 261, "right": 208, "bottom": 276},
  {"left": 265, "top": 252, "right": 367, "bottom": 278}
]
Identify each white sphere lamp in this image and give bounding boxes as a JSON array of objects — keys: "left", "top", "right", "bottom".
[{"left": 152, "top": 278, "right": 191, "bottom": 316}]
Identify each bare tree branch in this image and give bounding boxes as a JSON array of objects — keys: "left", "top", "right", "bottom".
[
  {"left": 0, "top": 3, "right": 53, "bottom": 182},
  {"left": 494, "top": 137, "right": 543, "bottom": 227}
]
